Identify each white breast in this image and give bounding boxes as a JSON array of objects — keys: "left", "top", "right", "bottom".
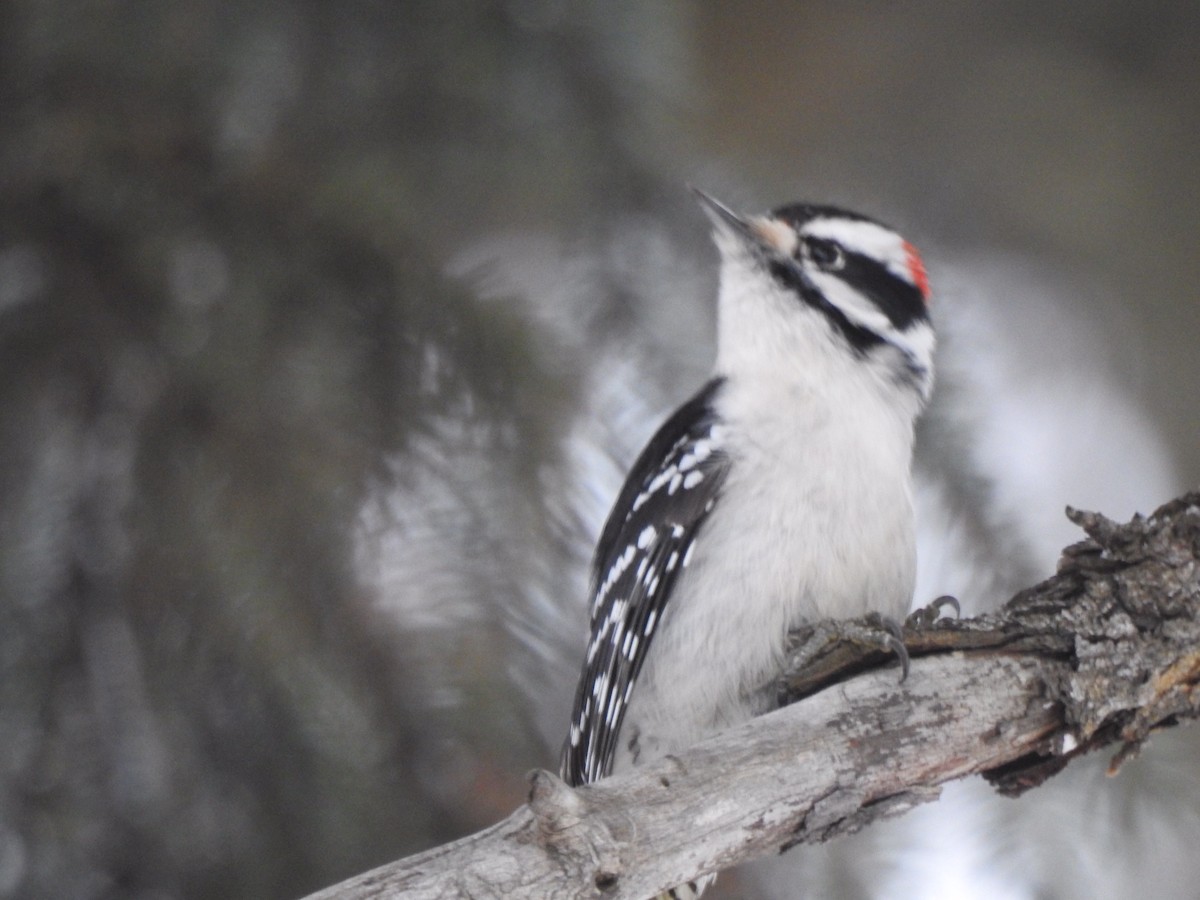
[{"left": 615, "top": 339, "right": 918, "bottom": 768}]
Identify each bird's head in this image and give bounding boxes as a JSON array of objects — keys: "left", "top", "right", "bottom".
[{"left": 694, "top": 188, "right": 935, "bottom": 407}]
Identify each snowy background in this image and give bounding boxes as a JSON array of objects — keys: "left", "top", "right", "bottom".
[{"left": 1, "top": 2, "right": 1197, "bottom": 898}]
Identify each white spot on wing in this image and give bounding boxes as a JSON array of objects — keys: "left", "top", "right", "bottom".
[
  {"left": 678, "top": 441, "right": 712, "bottom": 472},
  {"left": 608, "top": 599, "right": 626, "bottom": 626},
  {"left": 605, "top": 696, "right": 621, "bottom": 727},
  {"left": 646, "top": 465, "right": 678, "bottom": 496}
]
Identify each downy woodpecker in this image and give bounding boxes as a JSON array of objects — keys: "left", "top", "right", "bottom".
[{"left": 561, "top": 189, "right": 934, "bottom": 894}]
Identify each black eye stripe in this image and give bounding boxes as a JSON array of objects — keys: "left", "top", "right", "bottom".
[
  {"left": 838, "top": 250, "right": 928, "bottom": 331},
  {"left": 766, "top": 246, "right": 928, "bottom": 353},
  {"left": 767, "top": 260, "right": 882, "bottom": 355}
]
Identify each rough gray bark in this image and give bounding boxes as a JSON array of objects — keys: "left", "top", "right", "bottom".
[{"left": 302, "top": 494, "right": 1200, "bottom": 900}]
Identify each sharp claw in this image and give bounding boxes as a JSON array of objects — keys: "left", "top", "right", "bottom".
[
  {"left": 868, "top": 613, "right": 910, "bottom": 682},
  {"left": 888, "top": 632, "right": 910, "bottom": 682},
  {"left": 933, "top": 595, "right": 961, "bottom": 618},
  {"left": 906, "top": 594, "right": 962, "bottom": 629}
]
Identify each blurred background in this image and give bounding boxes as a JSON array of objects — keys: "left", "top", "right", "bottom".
[{"left": 1, "top": 1, "right": 1197, "bottom": 898}]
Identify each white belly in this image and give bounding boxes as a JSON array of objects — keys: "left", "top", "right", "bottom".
[{"left": 614, "top": 382, "right": 917, "bottom": 770}]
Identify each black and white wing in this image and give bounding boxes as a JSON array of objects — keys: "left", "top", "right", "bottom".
[{"left": 561, "top": 377, "right": 731, "bottom": 786}]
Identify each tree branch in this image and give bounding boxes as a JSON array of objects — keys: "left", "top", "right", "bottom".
[{"left": 302, "top": 493, "right": 1200, "bottom": 900}]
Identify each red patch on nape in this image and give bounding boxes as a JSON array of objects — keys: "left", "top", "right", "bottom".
[{"left": 903, "top": 240, "right": 931, "bottom": 303}]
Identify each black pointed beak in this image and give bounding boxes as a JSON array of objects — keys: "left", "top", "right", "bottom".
[{"left": 689, "top": 187, "right": 759, "bottom": 247}]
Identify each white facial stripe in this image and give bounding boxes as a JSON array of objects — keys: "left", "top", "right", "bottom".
[
  {"left": 804, "top": 218, "right": 915, "bottom": 287},
  {"left": 808, "top": 270, "right": 895, "bottom": 334},
  {"left": 810, "top": 268, "right": 936, "bottom": 398},
  {"left": 904, "top": 320, "right": 936, "bottom": 365}
]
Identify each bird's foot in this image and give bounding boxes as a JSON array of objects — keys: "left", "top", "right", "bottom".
[
  {"left": 788, "top": 614, "right": 909, "bottom": 681},
  {"left": 858, "top": 612, "right": 909, "bottom": 681},
  {"left": 905, "top": 594, "right": 961, "bottom": 630}
]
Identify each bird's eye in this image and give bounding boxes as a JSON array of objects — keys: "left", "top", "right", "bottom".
[{"left": 803, "top": 237, "right": 845, "bottom": 272}]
